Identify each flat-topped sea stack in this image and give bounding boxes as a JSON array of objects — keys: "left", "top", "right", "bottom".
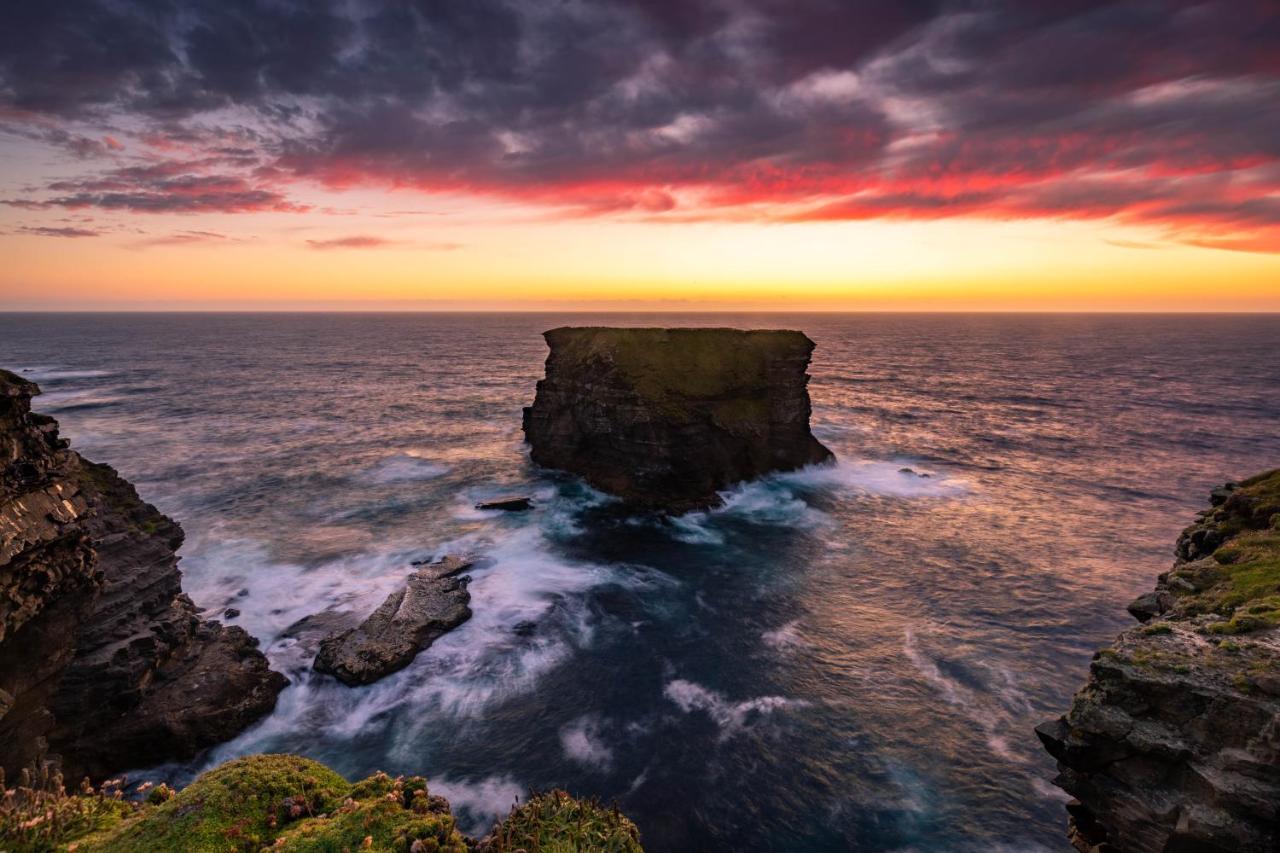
[
  {"left": 522, "top": 327, "right": 833, "bottom": 511},
  {"left": 1038, "top": 469, "right": 1280, "bottom": 852},
  {"left": 0, "top": 368, "right": 286, "bottom": 782}
]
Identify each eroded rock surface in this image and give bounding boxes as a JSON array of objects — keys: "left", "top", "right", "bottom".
[
  {"left": 313, "top": 556, "right": 472, "bottom": 685},
  {"left": 522, "top": 327, "right": 833, "bottom": 511},
  {"left": 1038, "top": 469, "right": 1280, "bottom": 852},
  {"left": 0, "top": 368, "right": 286, "bottom": 781}
]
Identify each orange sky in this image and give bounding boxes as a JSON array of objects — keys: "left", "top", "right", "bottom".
[{"left": 3, "top": 198, "right": 1279, "bottom": 311}]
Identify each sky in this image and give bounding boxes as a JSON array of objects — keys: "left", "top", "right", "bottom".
[{"left": 1, "top": 0, "right": 1278, "bottom": 311}]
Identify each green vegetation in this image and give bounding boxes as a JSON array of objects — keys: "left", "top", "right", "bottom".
[
  {"left": 1141, "top": 622, "right": 1173, "bottom": 635},
  {"left": 85, "top": 754, "right": 349, "bottom": 852},
  {"left": 545, "top": 327, "right": 809, "bottom": 425},
  {"left": 483, "top": 790, "right": 643, "bottom": 853},
  {"left": 1170, "top": 470, "right": 1280, "bottom": 635},
  {"left": 0, "top": 756, "right": 642, "bottom": 853},
  {"left": 0, "top": 764, "right": 134, "bottom": 853}
]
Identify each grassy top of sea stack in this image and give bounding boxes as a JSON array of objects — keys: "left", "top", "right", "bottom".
[{"left": 542, "top": 327, "right": 815, "bottom": 407}]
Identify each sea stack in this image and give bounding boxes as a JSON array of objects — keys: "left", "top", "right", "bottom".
[
  {"left": 0, "top": 368, "right": 286, "bottom": 781},
  {"left": 522, "top": 327, "right": 833, "bottom": 511},
  {"left": 1037, "top": 469, "right": 1280, "bottom": 852}
]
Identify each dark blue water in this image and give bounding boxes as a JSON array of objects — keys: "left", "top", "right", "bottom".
[{"left": 2, "top": 313, "right": 1278, "bottom": 852}]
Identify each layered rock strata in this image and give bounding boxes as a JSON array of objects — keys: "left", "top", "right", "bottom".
[
  {"left": 1037, "top": 469, "right": 1280, "bottom": 852},
  {"left": 0, "top": 368, "right": 286, "bottom": 781},
  {"left": 313, "top": 556, "right": 473, "bottom": 685},
  {"left": 522, "top": 327, "right": 833, "bottom": 511}
]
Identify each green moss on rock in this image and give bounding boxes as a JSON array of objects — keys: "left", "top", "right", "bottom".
[
  {"left": 480, "top": 790, "right": 642, "bottom": 853},
  {"left": 1171, "top": 470, "right": 1280, "bottom": 634},
  {"left": 1, "top": 755, "right": 643, "bottom": 852},
  {"left": 86, "top": 755, "right": 349, "bottom": 852},
  {"left": 274, "top": 772, "right": 467, "bottom": 852}
]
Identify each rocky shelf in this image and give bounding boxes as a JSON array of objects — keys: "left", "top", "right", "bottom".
[
  {"left": 522, "top": 327, "right": 833, "bottom": 512},
  {"left": 1037, "top": 468, "right": 1280, "bottom": 852},
  {"left": 312, "top": 556, "right": 474, "bottom": 686}
]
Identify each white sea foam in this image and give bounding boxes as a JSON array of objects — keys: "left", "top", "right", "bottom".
[
  {"left": 663, "top": 679, "right": 806, "bottom": 740},
  {"left": 667, "top": 456, "right": 966, "bottom": 537},
  {"left": 189, "top": 489, "right": 655, "bottom": 777},
  {"left": 761, "top": 619, "right": 806, "bottom": 650},
  {"left": 560, "top": 715, "right": 614, "bottom": 771},
  {"left": 901, "top": 628, "right": 1021, "bottom": 763},
  {"left": 778, "top": 458, "right": 968, "bottom": 498},
  {"left": 360, "top": 451, "right": 450, "bottom": 483},
  {"left": 430, "top": 775, "right": 525, "bottom": 834}
]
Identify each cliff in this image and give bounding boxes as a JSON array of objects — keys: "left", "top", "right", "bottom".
[
  {"left": 521, "top": 327, "right": 833, "bottom": 511},
  {"left": 0, "top": 368, "right": 286, "bottom": 782},
  {"left": 0, "top": 753, "right": 644, "bottom": 852},
  {"left": 1037, "top": 468, "right": 1280, "bottom": 852}
]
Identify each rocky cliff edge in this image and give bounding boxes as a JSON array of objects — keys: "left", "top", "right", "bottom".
[
  {"left": 0, "top": 368, "right": 286, "bottom": 782},
  {"left": 1037, "top": 469, "right": 1280, "bottom": 852}
]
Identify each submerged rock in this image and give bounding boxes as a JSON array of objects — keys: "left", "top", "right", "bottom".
[
  {"left": 1038, "top": 468, "right": 1280, "bottom": 852},
  {"left": 475, "top": 495, "right": 533, "bottom": 511},
  {"left": 0, "top": 368, "right": 286, "bottom": 781},
  {"left": 313, "top": 556, "right": 473, "bottom": 685},
  {"left": 522, "top": 327, "right": 833, "bottom": 511}
]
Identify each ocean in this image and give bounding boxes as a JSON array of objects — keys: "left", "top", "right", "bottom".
[{"left": 2, "top": 312, "right": 1278, "bottom": 851}]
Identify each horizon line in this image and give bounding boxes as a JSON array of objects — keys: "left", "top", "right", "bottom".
[{"left": 2, "top": 308, "right": 1279, "bottom": 316}]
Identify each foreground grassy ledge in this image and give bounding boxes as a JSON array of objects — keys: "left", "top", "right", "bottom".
[{"left": 0, "top": 754, "right": 643, "bottom": 852}]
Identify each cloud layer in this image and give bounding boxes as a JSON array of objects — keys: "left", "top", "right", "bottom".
[{"left": 2, "top": 0, "right": 1277, "bottom": 248}]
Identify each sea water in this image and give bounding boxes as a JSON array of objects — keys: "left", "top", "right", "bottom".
[{"left": 2, "top": 312, "right": 1278, "bottom": 851}]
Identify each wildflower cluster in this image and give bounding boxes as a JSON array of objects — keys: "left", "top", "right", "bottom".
[{"left": 0, "top": 762, "right": 136, "bottom": 851}]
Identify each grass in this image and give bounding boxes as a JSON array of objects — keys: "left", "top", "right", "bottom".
[
  {"left": 483, "top": 790, "right": 643, "bottom": 853},
  {"left": 1164, "top": 470, "right": 1280, "bottom": 635},
  {"left": 85, "top": 754, "right": 349, "bottom": 852},
  {"left": 543, "top": 327, "right": 811, "bottom": 425},
  {"left": 0, "top": 764, "right": 134, "bottom": 853},
  {"left": 0, "top": 756, "right": 642, "bottom": 852}
]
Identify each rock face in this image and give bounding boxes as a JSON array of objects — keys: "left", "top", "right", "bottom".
[
  {"left": 1037, "top": 469, "right": 1280, "bottom": 853},
  {"left": 0, "top": 368, "right": 286, "bottom": 781},
  {"left": 522, "top": 327, "right": 833, "bottom": 511},
  {"left": 313, "top": 556, "right": 473, "bottom": 686}
]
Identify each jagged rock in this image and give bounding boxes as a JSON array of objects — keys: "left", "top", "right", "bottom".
[
  {"left": 313, "top": 557, "right": 473, "bottom": 686},
  {"left": 475, "top": 496, "right": 533, "bottom": 511},
  {"left": 0, "top": 368, "right": 287, "bottom": 781},
  {"left": 1039, "top": 469, "right": 1280, "bottom": 852},
  {"left": 522, "top": 327, "right": 833, "bottom": 511}
]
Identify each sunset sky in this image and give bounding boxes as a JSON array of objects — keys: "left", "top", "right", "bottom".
[{"left": 2, "top": 0, "right": 1278, "bottom": 311}]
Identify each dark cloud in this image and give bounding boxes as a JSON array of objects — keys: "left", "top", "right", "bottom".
[
  {"left": 16, "top": 225, "right": 99, "bottom": 238},
  {"left": 0, "top": 0, "right": 1276, "bottom": 247},
  {"left": 10, "top": 161, "right": 304, "bottom": 213}
]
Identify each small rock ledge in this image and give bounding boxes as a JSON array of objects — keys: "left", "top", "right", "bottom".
[{"left": 313, "top": 556, "right": 473, "bottom": 685}]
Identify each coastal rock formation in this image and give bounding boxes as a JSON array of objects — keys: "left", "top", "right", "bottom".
[
  {"left": 1037, "top": 469, "right": 1280, "bottom": 852},
  {"left": 0, "top": 368, "right": 286, "bottom": 781},
  {"left": 313, "top": 556, "right": 473, "bottom": 685},
  {"left": 522, "top": 327, "right": 833, "bottom": 511}
]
